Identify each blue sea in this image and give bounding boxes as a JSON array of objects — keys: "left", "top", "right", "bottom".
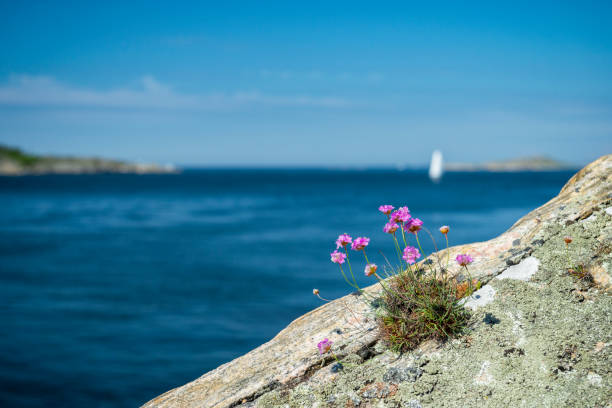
[{"left": 0, "top": 169, "right": 575, "bottom": 407}]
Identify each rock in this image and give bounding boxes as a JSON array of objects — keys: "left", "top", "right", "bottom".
[
  {"left": 360, "top": 382, "right": 397, "bottom": 399},
  {"left": 403, "top": 400, "right": 422, "bottom": 408},
  {"left": 382, "top": 366, "right": 423, "bottom": 383},
  {"left": 463, "top": 285, "right": 497, "bottom": 310},
  {"left": 587, "top": 372, "right": 603, "bottom": 387},
  {"left": 143, "top": 155, "right": 612, "bottom": 408},
  {"left": 496, "top": 256, "right": 540, "bottom": 281},
  {"left": 474, "top": 360, "right": 494, "bottom": 385}
]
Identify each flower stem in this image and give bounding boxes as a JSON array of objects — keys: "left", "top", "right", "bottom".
[
  {"left": 373, "top": 272, "right": 392, "bottom": 294},
  {"left": 415, "top": 233, "right": 427, "bottom": 261},
  {"left": 332, "top": 351, "right": 341, "bottom": 364},
  {"left": 362, "top": 249, "right": 370, "bottom": 265},
  {"left": 444, "top": 234, "right": 450, "bottom": 270},
  {"left": 464, "top": 265, "right": 474, "bottom": 297},
  {"left": 338, "top": 264, "right": 360, "bottom": 291},
  {"left": 392, "top": 234, "right": 404, "bottom": 269},
  {"left": 400, "top": 225, "right": 408, "bottom": 248},
  {"left": 344, "top": 246, "right": 360, "bottom": 291}
]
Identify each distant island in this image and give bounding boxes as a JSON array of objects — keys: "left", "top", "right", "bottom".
[
  {"left": 0, "top": 146, "right": 179, "bottom": 175},
  {"left": 445, "top": 156, "right": 575, "bottom": 172}
]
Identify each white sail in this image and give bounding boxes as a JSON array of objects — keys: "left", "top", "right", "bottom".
[{"left": 429, "top": 150, "right": 443, "bottom": 182}]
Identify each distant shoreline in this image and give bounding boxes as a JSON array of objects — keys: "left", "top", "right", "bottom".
[
  {"left": 0, "top": 146, "right": 580, "bottom": 175},
  {"left": 444, "top": 155, "right": 575, "bottom": 172},
  {"left": 0, "top": 146, "right": 179, "bottom": 176}
]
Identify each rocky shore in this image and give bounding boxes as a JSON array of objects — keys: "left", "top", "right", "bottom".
[
  {"left": 0, "top": 146, "right": 178, "bottom": 175},
  {"left": 144, "top": 155, "right": 611, "bottom": 408}
]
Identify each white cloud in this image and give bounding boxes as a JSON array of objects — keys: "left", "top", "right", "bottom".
[{"left": 0, "top": 74, "right": 353, "bottom": 110}]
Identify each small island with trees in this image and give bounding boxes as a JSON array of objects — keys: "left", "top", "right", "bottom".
[{"left": 0, "top": 145, "right": 178, "bottom": 175}]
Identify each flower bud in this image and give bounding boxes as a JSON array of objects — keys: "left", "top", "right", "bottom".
[
  {"left": 564, "top": 236, "right": 572, "bottom": 244},
  {"left": 439, "top": 225, "right": 450, "bottom": 234},
  {"left": 378, "top": 205, "right": 394, "bottom": 215},
  {"left": 364, "top": 264, "right": 378, "bottom": 277},
  {"left": 313, "top": 288, "right": 319, "bottom": 296}
]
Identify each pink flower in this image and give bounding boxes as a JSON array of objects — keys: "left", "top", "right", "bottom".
[
  {"left": 317, "top": 338, "right": 332, "bottom": 354},
  {"left": 403, "top": 246, "right": 421, "bottom": 264},
  {"left": 330, "top": 250, "right": 347, "bottom": 264},
  {"left": 383, "top": 222, "right": 399, "bottom": 234},
  {"left": 335, "top": 233, "right": 352, "bottom": 249},
  {"left": 364, "top": 264, "right": 378, "bottom": 277},
  {"left": 439, "top": 225, "right": 449, "bottom": 235},
  {"left": 404, "top": 218, "right": 423, "bottom": 234},
  {"left": 378, "top": 205, "right": 394, "bottom": 215},
  {"left": 390, "top": 206, "right": 411, "bottom": 223},
  {"left": 351, "top": 237, "right": 370, "bottom": 251},
  {"left": 456, "top": 254, "right": 473, "bottom": 267}
]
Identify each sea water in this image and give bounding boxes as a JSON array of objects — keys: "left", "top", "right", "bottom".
[{"left": 0, "top": 169, "right": 575, "bottom": 406}]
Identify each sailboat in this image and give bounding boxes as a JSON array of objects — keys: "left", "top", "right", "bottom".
[{"left": 429, "top": 150, "right": 443, "bottom": 183}]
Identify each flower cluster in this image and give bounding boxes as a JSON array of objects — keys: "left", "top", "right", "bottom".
[
  {"left": 317, "top": 338, "right": 332, "bottom": 354},
  {"left": 336, "top": 233, "right": 352, "bottom": 249},
  {"left": 455, "top": 254, "right": 473, "bottom": 267},
  {"left": 323, "top": 205, "right": 475, "bottom": 287},
  {"left": 383, "top": 222, "right": 399, "bottom": 234},
  {"left": 330, "top": 250, "right": 346, "bottom": 264},
  {"left": 351, "top": 237, "right": 370, "bottom": 251},
  {"left": 404, "top": 218, "right": 423, "bottom": 234},
  {"left": 403, "top": 246, "right": 421, "bottom": 264},
  {"left": 378, "top": 205, "right": 394, "bottom": 215},
  {"left": 315, "top": 204, "right": 475, "bottom": 357},
  {"left": 390, "top": 206, "right": 411, "bottom": 223}
]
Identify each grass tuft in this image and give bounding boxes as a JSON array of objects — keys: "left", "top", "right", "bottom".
[
  {"left": 378, "top": 267, "right": 470, "bottom": 353},
  {"left": 568, "top": 264, "right": 594, "bottom": 286}
]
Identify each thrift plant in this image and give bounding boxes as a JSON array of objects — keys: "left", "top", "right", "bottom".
[
  {"left": 317, "top": 338, "right": 343, "bottom": 372},
  {"left": 315, "top": 204, "right": 474, "bottom": 354},
  {"left": 563, "top": 235, "right": 594, "bottom": 286}
]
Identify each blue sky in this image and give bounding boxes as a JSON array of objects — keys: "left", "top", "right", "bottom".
[{"left": 0, "top": 1, "right": 610, "bottom": 166}]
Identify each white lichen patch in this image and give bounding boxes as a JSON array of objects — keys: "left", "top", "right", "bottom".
[
  {"left": 506, "top": 311, "right": 526, "bottom": 347},
  {"left": 474, "top": 361, "right": 494, "bottom": 385},
  {"left": 463, "top": 285, "right": 496, "bottom": 310},
  {"left": 586, "top": 372, "right": 602, "bottom": 387},
  {"left": 497, "top": 256, "right": 540, "bottom": 281},
  {"left": 605, "top": 206, "right": 612, "bottom": 216}
]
